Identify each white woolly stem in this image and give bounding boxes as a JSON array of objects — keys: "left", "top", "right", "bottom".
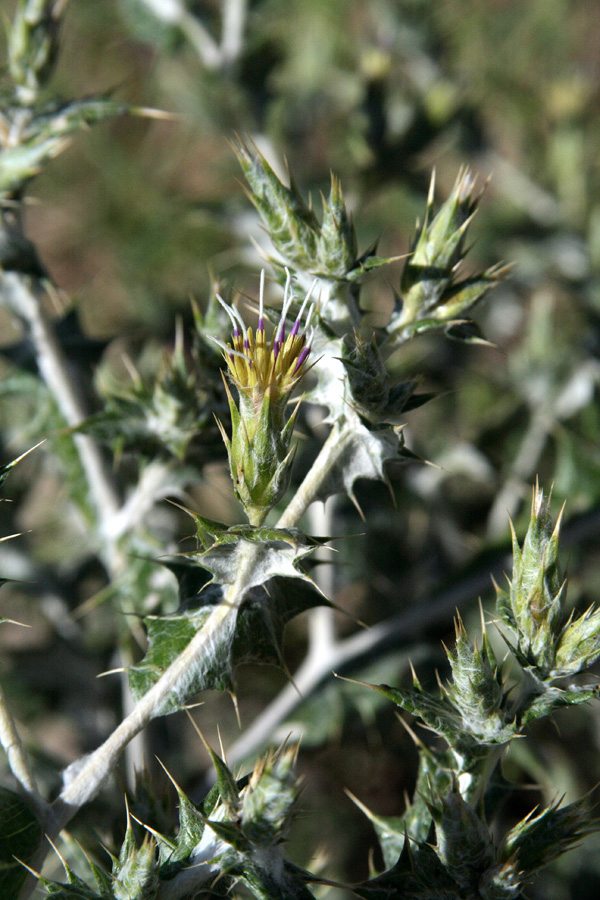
[
  {"left": 43, "top": 418, "right": 353, "bottom": 837},
  {"left": 277, "top": 418, "right": 353, "bottom": 528},
  {"left": 50, "top": 541, "right": 258, "bottom": 833}
]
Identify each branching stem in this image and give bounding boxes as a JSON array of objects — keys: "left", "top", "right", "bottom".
[
  {"left": 44, "top": 418, "right": 352, "bottom": 838},
  {"left": 50, "top": 538, "right": 257, "bottom": 834}
]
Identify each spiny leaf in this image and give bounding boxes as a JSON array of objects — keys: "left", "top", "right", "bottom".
[
  {"left": 128, "top": 570, "right": 329, "bottom": 712},
  {"left": 346, "top": 791, "right": 407, "bottom": 871},
  {"left": 186, "top": 516, "right": 328, "bottom": 593},
  {"left": 340, "top": 329, "right": 423, "bottom": 424},
  {"left": 360, "top": 663, "right": 514, "bottom": 758},
  {"left": 499, "top": 796, "right": 600, "bottom": 876},
  {"left": 403, "top": 742, "right": 456, "bottom": 846},
  {"left": 0, "top": 787, "right": 43, "bottom": 898},
  {"left": 0, "top": 98, "right": 157, "bottom": 196},
  {"left": 313, "top": 412, "right": 407, "bottom": 512},
  {"left": 352, "top": 835, "right": 459, "bottom": 900},
  {"left": 519, "top": 682, "right": 600, "bottom": 726}
]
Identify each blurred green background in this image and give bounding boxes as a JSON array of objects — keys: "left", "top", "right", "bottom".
[{"left": 2, "top": 1, "right": 600, "bottom": 897}]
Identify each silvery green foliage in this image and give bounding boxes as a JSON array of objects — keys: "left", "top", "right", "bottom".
[
  {"left": 40, "top": 744, "right": 315, "bottom": 900},
  {"left": 1, "top": 4, "right": 599, "bottom": 896},
  {"left": 128, "top": 513, "right": 329, "bottom": 711},
  {"left": 351, "top": 491, "right": 600, "bottom": 899}
]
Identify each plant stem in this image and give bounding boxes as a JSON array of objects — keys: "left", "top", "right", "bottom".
[
  {"left": 0, "top": 270, "right": 150, "bottom": 788},
  {"left": 0, "top": 273, "right": 121, "bottom": 564},
  {"left": 306, "top": 497, "right": 337, "bottom": 658},
  {"left": 50, "top": 537, "right": 258, "bottom": 833},
  {"left": 50, "top": 598, "right": 235, "bottom": 831},
  {"left": 277, "top": 418, "right": 352, "bottom": 528},
  {"left": 16, "top": 411, "right": 353, "bottom": 898},
  {"left": 220, "top": 0, "right": 247, "bottom": 67},
  {"left": 45, "top": 419, "right": 351, "bottom": 830},
  {"left": 0, "top": 681, "right": 50, "bottom": 821},
  {"left": 139, "top": 0, "right": 247, "bottom": 71}
]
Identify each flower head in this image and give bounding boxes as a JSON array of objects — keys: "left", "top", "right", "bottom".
[
  {"left": 217, "top": 269, "right": 315, "bottom": 410},
  {"left": 213, "top": 271, "right": 316, "bottom": 525}
]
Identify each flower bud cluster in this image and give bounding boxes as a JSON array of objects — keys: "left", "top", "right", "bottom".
[
  {"left": 215, "top": 271, "right": 315, "bottom": 524},
  {"left": 496, "top": 486, "right": 600, "bottom": 679},
  {"left": 387, "top": 169, "right": 506, "bottom": 341}
]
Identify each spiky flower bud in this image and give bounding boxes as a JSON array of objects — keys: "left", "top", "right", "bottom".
[
  {"left": 446, "top": 616, "right": 513, "bottom": 745},
  {"left": 9, "top": 1, "right": 66, "bottom": 103},
  {"left": 235, "top": 141, "right": 395, "bottom": 333},
  {"left": 341, "top": 329, "right": 392, "bottom": 421},
  {"left": 240, "top": 745, "right": 299, "bottom": 847},
  {"left": 235, "top": 140, "right": 357, "bottom": 279},
  {"left": 113, "top": 827, "right": 158, "bottom": 900},
  {"left": 496, "top": 487, "right": 566, "bottom": 677},
  {"left": 341, "top": 328, "right": 422, "bottom": 423},
  {"left": 388, "top": 169, "right": 506, "bottom": 340},
  {"left": 497, "top": 485, "right": 600, "bottom": 679},
  {"left": 214, "top": 271, "right": 315, "bottom": 525}
]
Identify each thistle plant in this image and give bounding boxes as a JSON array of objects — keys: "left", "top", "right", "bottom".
[{"left": 1, "top": 4, "right": 600, "bottom": 900}]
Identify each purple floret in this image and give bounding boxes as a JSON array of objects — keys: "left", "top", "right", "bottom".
[{"left": 294, "top": 345, "right": 311, "bottom": 373}]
